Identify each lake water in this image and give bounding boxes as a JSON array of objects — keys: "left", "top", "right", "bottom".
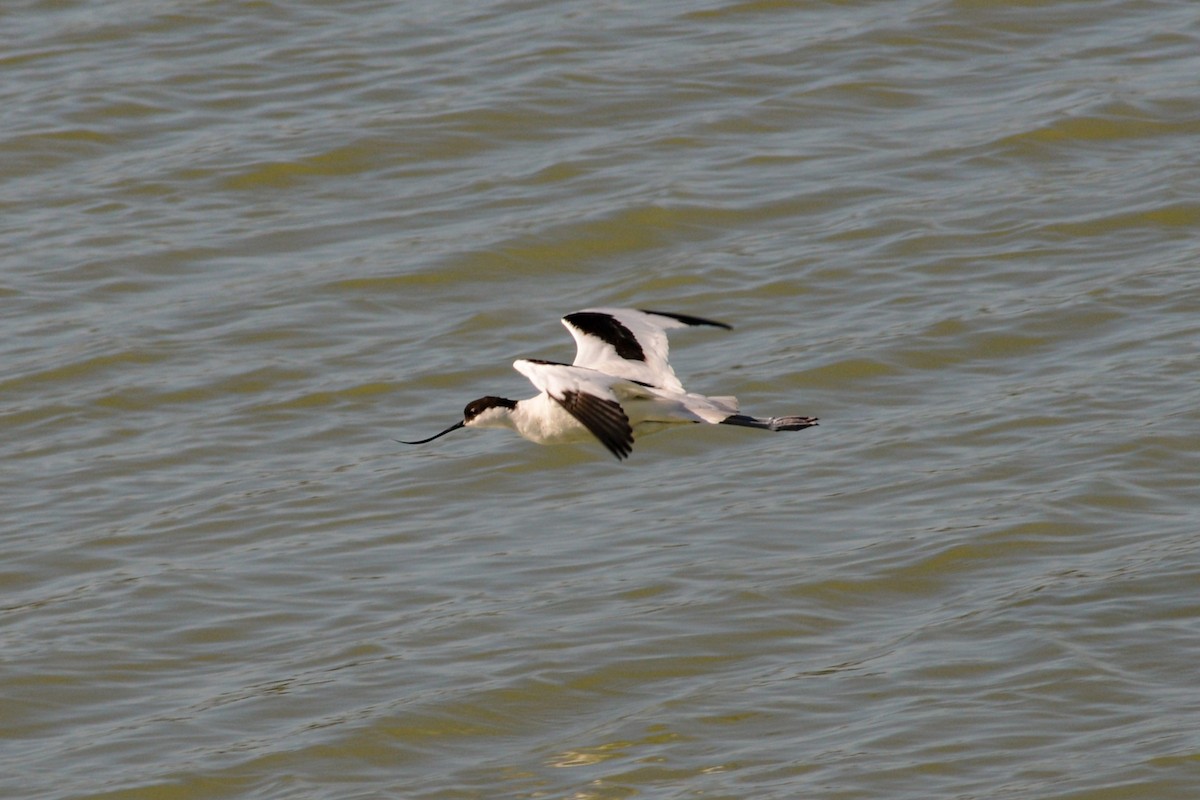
[{"left": 3, "top": 1, "right": 1199, "bottom": 798}]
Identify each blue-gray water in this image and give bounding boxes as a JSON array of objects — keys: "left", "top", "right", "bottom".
[{"left": 3, "top": 1, "right": 1199, "bottom": 798}]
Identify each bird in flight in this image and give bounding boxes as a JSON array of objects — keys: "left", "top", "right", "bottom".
[{"left": 400, "top": 307, "right": 817, "bottom": 460}]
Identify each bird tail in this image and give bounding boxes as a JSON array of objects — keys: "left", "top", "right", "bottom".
[
  {"left": 708, "top": 395, "right": 740, "bottom": 412},
  {"left": 679, "top": 393, "right": 740, "bottom": 423}
]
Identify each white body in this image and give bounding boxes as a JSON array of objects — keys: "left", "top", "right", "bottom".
[{"left": 470, "top": 372, "right": 741, "bottom": 445}]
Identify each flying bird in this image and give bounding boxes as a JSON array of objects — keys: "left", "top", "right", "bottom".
[{"left": 400, "top": 307, "right": 817, "bottom": 460}]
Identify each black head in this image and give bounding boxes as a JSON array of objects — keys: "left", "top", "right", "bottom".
[
  {"left": 398, "top": 396, "right": 517, "bottom": 446},
  {"left": 464, "top": 395, "right": 517, "bottom": 422}
]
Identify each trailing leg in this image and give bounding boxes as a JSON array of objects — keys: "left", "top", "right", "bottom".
[{"left": 719, "top": 414, "right": 818, "bottom": 432}]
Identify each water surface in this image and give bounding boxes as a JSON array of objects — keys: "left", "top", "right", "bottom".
[{"left": 3, "top": 1, "right": 1199, "bottom": 798}]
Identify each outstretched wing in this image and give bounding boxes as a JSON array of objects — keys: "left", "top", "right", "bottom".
[
  {"left": 513, "top": 359, "right": 634, "bottom": 459},
  {"left": 561, "top": 308, "right": 730, "bottom": 393}
]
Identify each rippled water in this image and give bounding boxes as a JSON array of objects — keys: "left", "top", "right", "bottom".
[{"left": 4, "top": 1, "right": 1200, "bottom": 798}]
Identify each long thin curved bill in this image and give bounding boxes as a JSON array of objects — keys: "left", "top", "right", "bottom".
[{"left": 397, "top": 420, "right": 464, "bottom": 445}]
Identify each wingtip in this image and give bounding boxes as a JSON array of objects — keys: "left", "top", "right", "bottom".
[
  {"left": 637, "top": 309, "right": 733, "bottom": 330},
  {"left": 556, "top": 389, "right": 634, "bottom": 460}
]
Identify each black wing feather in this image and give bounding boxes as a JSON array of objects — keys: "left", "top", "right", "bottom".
[
  {"left": 556, "top": 390, "right": 634, "bottom": 460},
  {"left": 563, "top": 312, "right": 646, "bottom": 361},
  {"left": 637, "top": 309, "right": 732, "bottom": 330}
]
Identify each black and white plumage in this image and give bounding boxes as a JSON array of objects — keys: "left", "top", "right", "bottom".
[{"left": 400, "top": 307, "right": 818, "bottom": 460}]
